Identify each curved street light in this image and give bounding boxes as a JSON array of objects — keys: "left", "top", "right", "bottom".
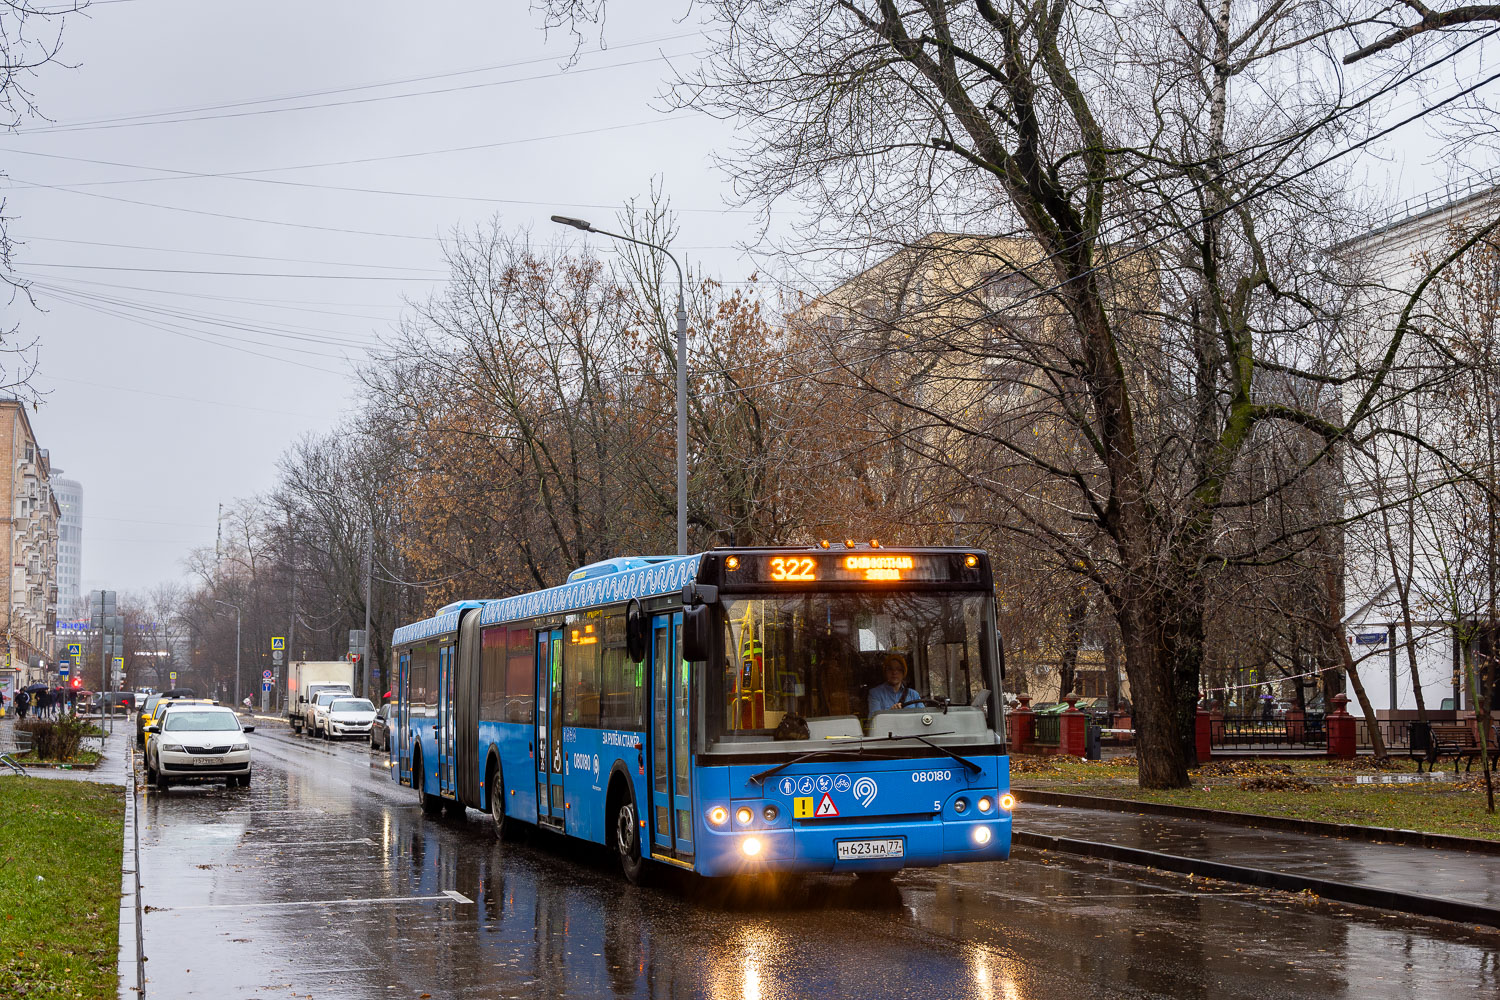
[{"left": 552, "top": 214, "right": 689, "bottom": 555}]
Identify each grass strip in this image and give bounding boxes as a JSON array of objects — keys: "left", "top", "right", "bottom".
[{"left": 0, "top": 778, "right": 124, "bottom": 999}]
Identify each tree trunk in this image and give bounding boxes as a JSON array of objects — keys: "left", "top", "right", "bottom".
[
  {"left": 1058, "top": 593, "right": 1087, "bottom": 700},
  {"left": 1470, "top": 644, "right": 1496, "bottom": 813},
  {"left": 1104, "top": 631, "right": 1122, "bottom": 713},
  {"left": 1120, "top": 595, "right": 1190, "bottom": 789},
  {"left": 1337, "top": 634, "right": 1388, "bottom": 758}
]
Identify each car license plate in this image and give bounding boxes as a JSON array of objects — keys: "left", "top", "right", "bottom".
[
  {"left": 193, "top": 757, "right": 219, "bottom": 766},
  {"left": 836, "top": 838, "right": 904, "bottom": 861}
]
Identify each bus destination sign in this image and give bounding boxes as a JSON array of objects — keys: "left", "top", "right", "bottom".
[{"left": 737, "top": 552, "right": 961, "bottom": 584}]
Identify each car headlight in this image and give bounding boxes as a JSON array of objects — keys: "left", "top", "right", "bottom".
[
  {"left": 161, "top": 743, "right": 186, "bottom": 753},
  {"left": 231, "top": 743, "right": 249, "bottom": 752}
]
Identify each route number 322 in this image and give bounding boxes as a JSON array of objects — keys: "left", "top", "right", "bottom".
[{"left": 770, "top": 556, "right": 816, "bottom": 582}]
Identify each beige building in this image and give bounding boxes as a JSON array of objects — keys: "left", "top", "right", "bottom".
[{"left": 1, "top": 400, "right": 60, "bottom": 690}]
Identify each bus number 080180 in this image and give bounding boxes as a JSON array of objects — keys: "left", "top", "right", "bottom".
[{"left": 769, "top": 557, "right": 816, "bottom": 581}]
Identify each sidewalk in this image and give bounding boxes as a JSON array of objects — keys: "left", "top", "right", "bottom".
[
  {"left": 0, "top": 713, "right": 132, "bottom": 786},
  {"left": 1015, "top": 801, "right": 1500, "bottom": 913}
]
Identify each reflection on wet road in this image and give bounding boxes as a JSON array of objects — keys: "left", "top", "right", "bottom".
[{"left": 136, "top": 724, "right": 1500, "bottom": 998}]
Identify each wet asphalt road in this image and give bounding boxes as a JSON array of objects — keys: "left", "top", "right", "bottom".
[{"left": 135, "top": 723, "right": 1500, "bottom": 999}]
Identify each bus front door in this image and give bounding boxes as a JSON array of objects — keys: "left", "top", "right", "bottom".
[
  {"left": 649, "top": 612, "right": 694, "bottom": 859},
  {"left": 438, "top": 644, "right": 457, "bottom": 799},
  {"left": 397, "top": 651, "right": 412, "bottom": 786},
  {"left": 536, "top": 630, "right": 565, "bottom": 828}
]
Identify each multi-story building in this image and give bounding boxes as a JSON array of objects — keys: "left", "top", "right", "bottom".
[
  {"left": 1341, "top": 173, "right": 1500, "bottom": 718},
  {"left": 1, "top": 399, "right": 60, "bottom": 690},
  {"left": 53, "top": 476, "right": 83, "bottom": 620}
]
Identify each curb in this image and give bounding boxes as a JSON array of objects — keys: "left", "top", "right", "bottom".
[
  {"left": 117, "top": 743, "right": 144, "bottom": 999},
  {"left": 1016, "top": 788, "right": 1500, "bottom": 856},
  {"left": 1013, "top": 831, "right": 1500, "bottom": 929}
]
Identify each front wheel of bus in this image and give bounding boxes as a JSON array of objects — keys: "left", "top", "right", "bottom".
[{"left": 615, "top": 792, "right": 647, "bottom": 885}]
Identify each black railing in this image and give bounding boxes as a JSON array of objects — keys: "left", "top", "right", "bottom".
[
  {"left": 1357, "top": 719, "right": 1416, "bottom": 752},
  {"left": 1034, "top": 714, "right": 1061, "bottom": 747},
  {"left": 1210, "top": 714, "right": 1327, "bottom": 751}
]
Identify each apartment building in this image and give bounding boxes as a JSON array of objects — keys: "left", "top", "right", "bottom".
[
  {"left": 53, "top": 476, "right": 83, "bottom": 620},
  {"left": 1, "top": 400, "right": 60, "bottom": 690}
]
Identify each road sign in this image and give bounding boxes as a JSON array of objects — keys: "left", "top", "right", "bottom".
[
  {"left": 262, "top": 669, "right": 273, "bottom": 680},
  {"left": 60, "top": 664, "right": 70, "bottom": 678},
  {"left": 272, "top": 650, "right": 283, "bottom": 664},
  {"left": 113, "top": 656, "right": 124, "bottom": 670},
  {"left": 271, "top": 636, "right": 285, "bottom": 651},
  {"left": 169, "top": 671, "right": 177, "bottom": 682},
  {"left": 67, "top": 642, "right": 81, "bottom": 657},
  {"left": 261, "top": 681, "right": 273, "bottom": 692}
]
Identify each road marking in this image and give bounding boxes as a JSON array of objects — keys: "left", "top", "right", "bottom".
[
  {"left": 167, "top": 892, "right": 470, "bottom": 912},
  {"left": 236, "top": 838, "right": 376, "bottom": 847},
  {"left": 442, "top": 889, "right": 474, "bottom": 903}
]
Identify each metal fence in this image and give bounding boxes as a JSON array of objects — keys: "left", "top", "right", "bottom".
[
  {"left": 1356, "top": 719, "right": 1416, "bottom": 752},
  {"left": 1034, "top": 714, "right": 1061, "bottom": 747},
  {"left": 1210, "top": 714, "right": 1327, "bottom": 752}
]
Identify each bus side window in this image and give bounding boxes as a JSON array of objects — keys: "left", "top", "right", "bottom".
[
  {"left": 504, "top": 628, "right": 534, "bottom": 723},
  {"left": 480, "top": 627, "right": 506, "bottom": 721},
  {"left": 599, "top": 613, "right": 639, "bottom": 729}
]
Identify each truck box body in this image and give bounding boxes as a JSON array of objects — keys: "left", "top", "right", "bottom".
[{"left": 287, "top": 660, "right": 354, "bottom": 732}]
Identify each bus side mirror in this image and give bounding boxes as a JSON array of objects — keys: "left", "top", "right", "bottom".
[
  {"left": 625, "top": 599, "right": 648, "bottom": 663},
  {"left": 682, "top": 605, "right": 713, "bottom": 663}
]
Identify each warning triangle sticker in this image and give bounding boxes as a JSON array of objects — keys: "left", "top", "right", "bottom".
[{"left": 815, "top": 793, "right": 840, "bottom": 817}]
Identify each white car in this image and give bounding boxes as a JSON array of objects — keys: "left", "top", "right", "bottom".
[
  {"left": 322, "top": 697, "right": 377, "bottom": 741},
  {"left": 308, "top": 690, "right": 346, "bottom": 738},
  {"left": 145, "top": 704, "right": 254, "bottom": 791}
]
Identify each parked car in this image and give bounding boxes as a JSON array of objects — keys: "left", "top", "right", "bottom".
[
  {"left": 144, "top": 703, "right": 254, "bottom": 791},
  {"left": 322, "top": 697, "right": 377, "bottom": 741},
  {"left": 308, "top": 690, "right": 347, "bottom": 739},
  {"left": 370, "top": 703, "right": 396, "bottom": 751}
]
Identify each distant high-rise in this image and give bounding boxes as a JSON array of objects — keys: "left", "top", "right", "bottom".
[{"left": 54, "top": 477, "right": 83, "bottom": 621}]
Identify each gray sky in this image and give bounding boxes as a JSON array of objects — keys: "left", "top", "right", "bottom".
[
  {"left": 7, "top": 1, "right": 761, "bottom": 599},
  {"left": 2, "top": 1, "right": 1484, "bottom": 601}
]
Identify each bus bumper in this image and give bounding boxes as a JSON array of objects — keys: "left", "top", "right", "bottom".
[{"left": 691, "top": 815, "right": 1012, "bottom": 877}]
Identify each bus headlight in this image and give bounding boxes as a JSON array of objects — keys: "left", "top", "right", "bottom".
[
  {"left": 742, "top": 836, "right": 763, "bottom": 857},
  {"left": 973, "top": 826, "right": 993, "bottom": 846},
  {"left": 977, "top": 796, "right": 993, "bottom": 813},
  {"left": 708, "top": 806, "right": 728, "bottom": 826},
  {"left": 999, "top": 794, "right": 1016, "bottom": 811},
  {"left": 736, "top": 807, "right": 754, "bottom": 826}
]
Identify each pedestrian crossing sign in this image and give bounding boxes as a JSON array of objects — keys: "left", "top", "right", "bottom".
[
  {"left": 271, "top": 636, "right": 285, "bottom": 651},
  {"left": 67, "top": 643, "right": 81, "bottom": 657}
]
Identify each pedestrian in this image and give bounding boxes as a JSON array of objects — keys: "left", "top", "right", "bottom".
[
  {"left": 15, "top": 689, "right": 29, "bottom": 720},
  {"left": 37, "top": 688, "right": 50, "bottom": 718}
]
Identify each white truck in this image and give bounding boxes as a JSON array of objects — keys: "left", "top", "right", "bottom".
[{"left": 286, "top": 660, "right": 354, "bottom": 735}]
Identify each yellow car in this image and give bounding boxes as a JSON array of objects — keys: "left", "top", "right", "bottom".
[{"left": 138, "top": 694, "right": 212, "bottom": 750}]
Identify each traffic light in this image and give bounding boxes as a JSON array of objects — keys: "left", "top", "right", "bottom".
[{"left": 71, "top": 677, "right": 81, "bottom": 689}]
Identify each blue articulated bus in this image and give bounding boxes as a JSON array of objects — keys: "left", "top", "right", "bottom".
[{"left": 391, "top": 545, "right": 1011, "bottom": 881}]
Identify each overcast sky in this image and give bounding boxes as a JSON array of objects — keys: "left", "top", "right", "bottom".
[{"left": 2, "top": 1, "right": 1488, "bottom": 605}]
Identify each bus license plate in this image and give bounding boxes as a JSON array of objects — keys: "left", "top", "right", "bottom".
[{"left": 837, "top": 838, "right": 904, "bottom": 861}]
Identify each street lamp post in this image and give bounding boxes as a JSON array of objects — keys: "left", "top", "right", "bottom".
[
  {"left": 552, "top": 214, "right": 689, "bottom": 555},
  {"left": 215, "top": 600, "right": 241, "bottom": 709}
]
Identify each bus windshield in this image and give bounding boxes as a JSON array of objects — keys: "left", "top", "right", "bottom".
[{"left": 711, "top": 591, "right": 993, "bottom": 745}]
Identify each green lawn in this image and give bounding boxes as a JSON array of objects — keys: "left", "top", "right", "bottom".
[
  {"left": 1011, "top": 754, "right": 1500, "bottom": 841},
  {"left": 0, "top": 779, "right": 124, "bottom": 999}
]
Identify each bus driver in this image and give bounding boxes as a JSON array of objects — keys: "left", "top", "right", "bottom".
[{"left": 867, "top": 654, "right": 921, "bottom": 714}]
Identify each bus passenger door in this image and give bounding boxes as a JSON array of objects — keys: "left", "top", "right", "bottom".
[
  {"left": 397, "top": 652, "right": 411, "bottom": 786},
  {"left": 438, "top": 644, "right": 457, "bottom": 799},
  {"left": 536, "top": 630, "right": 565, "bottom": 828},
  {"left": 649, "top": 612, "right": 694, "bottom": 858}
]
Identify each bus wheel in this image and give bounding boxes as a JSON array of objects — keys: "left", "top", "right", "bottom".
[
  {"left": 488, "top": 765, "right": 508, "bottom": 839},
  {"left": 413, "top": 751, "right": 441, "bottom": 816},
  {"left": 614, "top": 789, "right": 647, "bottom": 884}
]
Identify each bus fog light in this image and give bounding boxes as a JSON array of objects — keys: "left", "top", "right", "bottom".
[
  {"left": 736, "top": 807, "right": 754, "bottom": 826},
  {"left": 708, "top": 806, "right": 728, "bottom": 826},
  {"left": 973, "top": 826, "right": 992, "bottom": 846},
  {"left": 742, "top": 836, "right": 763, "bottom": 857},
  {"left": 978, "top": 797, "right": 993, "bottom": 813},
  {"left": 999, "top": 793, "right": 1016, "bottom": 811}
]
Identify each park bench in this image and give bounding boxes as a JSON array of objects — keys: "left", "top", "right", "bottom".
[{"left": 1412, "top": 721, "right": 1498, "bottom": 774}]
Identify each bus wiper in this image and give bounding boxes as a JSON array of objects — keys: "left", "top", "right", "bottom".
[
  {"left": 909, "top": 733, "right": 983, "bottom": 774},
  {"left": 748, "top": 732, "right": 957, "bottom": 785}
]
